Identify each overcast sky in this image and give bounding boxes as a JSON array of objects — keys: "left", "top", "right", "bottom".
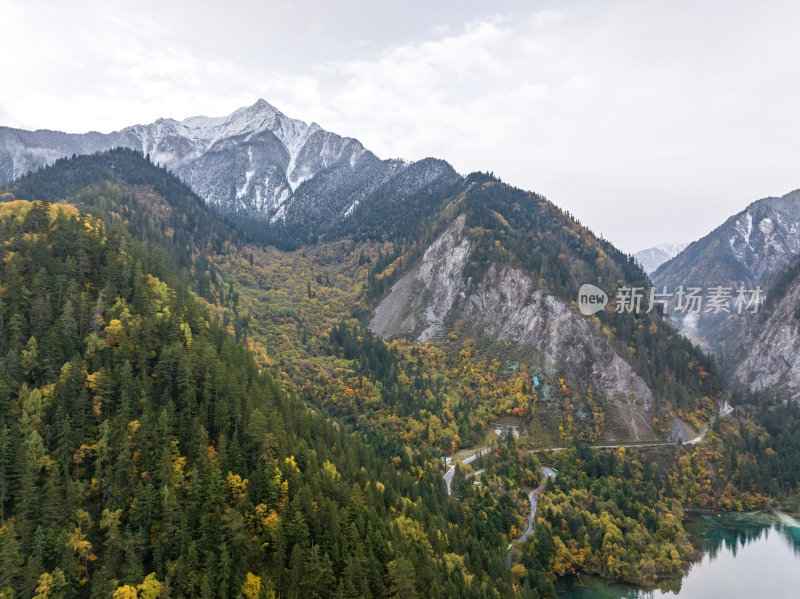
[{"left": 2, "top": 0, "right": 799, "bottom": 252}]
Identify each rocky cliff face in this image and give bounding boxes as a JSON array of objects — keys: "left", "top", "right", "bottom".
[
  {"left": 370, "top": 214, "right": 472, "bottom": 343},
  {"left": 464, "top": 265, "right": 654, "bottom": 410},
  {"left": 369, "top": 213, "right": 657, "bottom": 440},
  {"left": 728, "top": 261, "right": 800, "bottom": 399}
]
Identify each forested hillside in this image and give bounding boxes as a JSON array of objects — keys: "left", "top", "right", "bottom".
[
  {"left": 365, "top": 175, "right": 724, "bottom": 443},
  {"left": 1, "top": 150, "right": 798, "bottom": 598},
  {"left": 0, "top": 156, "right": 549, "bottom": 598}
]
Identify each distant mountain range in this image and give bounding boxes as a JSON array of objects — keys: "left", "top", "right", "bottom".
[
  {"left": 634, "top": 242, "right": 689, "bottom": 274},
  {"left": 0, "top": 99, "right": 457, "bottom": 241},
  {"left": 652, "top": 189, "right": 800, "bottom": 291},
  {"left": 651, "top": 189, "right": 800, "bottom": 397},
  {"left": 0, "top": 99, "right": 741, "bottom": 427},
  {"left": 1, "top": 97, "right": 797, "bottom": 597}
]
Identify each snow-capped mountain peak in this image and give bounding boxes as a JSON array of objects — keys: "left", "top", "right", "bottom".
[
  {"left": 124, "top": 99, "right": 320, "bottom": 168},
  {"left": 634, "top": 242, "right": 690, "bottom": 274},
  {"left": 0, "top": 99, "right": 457, "bottom": 234}
]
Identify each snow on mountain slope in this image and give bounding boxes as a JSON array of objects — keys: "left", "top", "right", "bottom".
[
  {"left": 634, "top": 242, "right": 689, "bottom": 274},
  {"left": 123, "top": 99, "right": 320, "bottom": 175},
  {"left": 653, "top": 190, "right": 800, "bottom": 290},
  {"left": 0, "top": 99, "right": 451, "bottom": 232},
  {"left": 650, "top": 189, "right": 800, "bottom": 350}
]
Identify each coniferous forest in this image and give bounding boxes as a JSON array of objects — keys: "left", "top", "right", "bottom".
[{"left": 0, "top": 149, "right": 798, "bottom": 598}]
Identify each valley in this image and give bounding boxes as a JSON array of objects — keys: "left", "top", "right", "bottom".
[{"left": 0, "top": 104, "right": 797, "bottom": 599}]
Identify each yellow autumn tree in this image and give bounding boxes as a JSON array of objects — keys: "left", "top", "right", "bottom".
[
  {"left": 137, "top": 573, "right": 162, "bottom": 599},
  {"left": 112, "top": 585, "right": 138, "bottom": 599},
  {"left": 32, "top": 570, "right": 67, "bottom": 599},
  {"left": 226, "top": 471, "right": 248, "bottom": 504},
  {"left": 241, "top": 572, "right": 262, "bottom": 599}
]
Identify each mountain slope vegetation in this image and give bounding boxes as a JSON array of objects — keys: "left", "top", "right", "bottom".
[
  {"left": 367, "top": 175, "right": 724, "bottom": 440},
  {"left": 0, "top": 153, "right": 546, "bottom": 598},
  {"left": 1, "top": 148, "right": 797, "bottom": 598}
]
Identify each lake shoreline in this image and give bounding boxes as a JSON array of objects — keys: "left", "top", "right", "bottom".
[{"left": 555, "top": 510, "right": 800, "bottom": 597}]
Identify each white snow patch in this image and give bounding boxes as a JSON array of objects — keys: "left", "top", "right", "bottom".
[
  {"left": 738, "top": 212, "right": 753, "bottom": 245},
  {"left": 286, "top": 123, "right": 320, "bottom": 190},
  {"left": 288, "top": 168, "right": 313, "bottom": 190},
  {"left": 236, "top": 148, "right": 254, "bottom": 200},
  {"left": 344, "top": 200, "right": 359, "bottom": 218},
  {"left": 350, "top": 146, "right": 366, "bottom": 168},
  {"left": 269, "top": 190, "right": 290, "bottom": 223}
]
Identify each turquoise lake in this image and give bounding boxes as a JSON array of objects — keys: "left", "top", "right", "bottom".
[{"left": 557, "top": 511, "right": 800, "bottom": 598}]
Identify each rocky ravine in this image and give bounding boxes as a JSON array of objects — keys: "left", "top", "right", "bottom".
[{"left": 369, "top": 215, "right": 657, "bottom": 441}]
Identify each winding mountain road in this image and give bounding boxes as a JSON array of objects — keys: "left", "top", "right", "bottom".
[
  {"left": 444, "top": 447, "right": 493, "bottom": 495},
  {"left": 528, "top": 421, "right": 712, "bottom": 454},
  {"left": 444, "top": 420, "right": 714, "bottom": 495},
  {"left": 442, "top": 413, "right": 726, "bottom": 567},
  {"left": 505, "top": 467, "right": 557, "bottom": 567},
  {"left": 517, "top": 467, "right": 557, "bottom": 544}
]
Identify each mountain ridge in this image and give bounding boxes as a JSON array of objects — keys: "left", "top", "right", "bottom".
[
  {"left": 721, "top": 256, "right": 800, "bottom": 399},
  {"left": 634, "top": 242, "right": 689, "bottom": 274},
  {"left": 364, "top": 175, "right": 723, "bottom": 443},
  {"left": 651, "top": 188, "right": 800, "bottom": 348},
  {"left": 653, "top": 189, "right": 800, "bottom": 289},
  {"left": 0, "top": 99, "right": 456, "bottom": 237}
]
